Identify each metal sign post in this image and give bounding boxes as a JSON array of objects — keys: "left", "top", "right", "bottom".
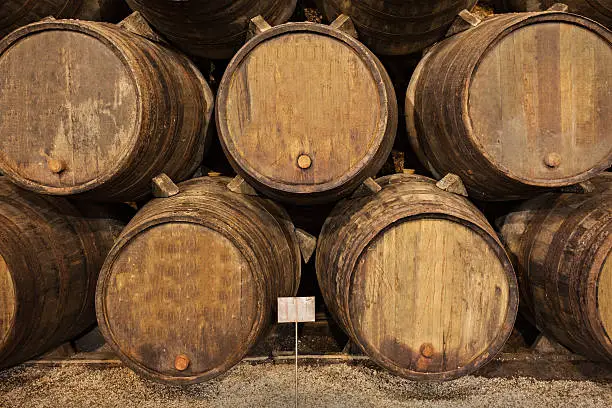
[{"left": 278, "top": 297, "right": 316, "bottom": 408}]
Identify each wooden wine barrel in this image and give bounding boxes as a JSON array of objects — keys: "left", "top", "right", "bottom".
[
  {"left": 316, "top": 174, "right": 518, "bottom": 380},
  {"left": 0, "top": 0, "right": 131, "bottom": 37},
  {"left": 318, "top": 0, "right": 478, "bottom": 55},
  {"left": 406, "top": 11, "right": 612, "bottom": 201},
  {"left": 500, "top": 173, "right": 612, "bottom": 362},
  {"left": 0, "top": 18, "right": 214, "bottom": 202},
  {"left": 0, "top": 178, "right": 128, "bottom": 369},
  {"left": 96, "top": 176, "right": 303, "bottom": 385},
  {"left": 498, "top": 1, "right": 612, "bottom": 28},
  {"left": 217, "top": 21, "right": 397, "bottom": 204},
  {"left": 125, "top": 0, "right": 297, "bottom": 59}
]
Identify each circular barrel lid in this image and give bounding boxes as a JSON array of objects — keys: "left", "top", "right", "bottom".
[
  {"left": 469, "top": 18, "right": 612, "bottom": 186},
  {"left": 349, "top": 217, "right": 516, "bottom": 380},
  {"left": 0, "top": 23, "right": 139, "bottom": 195},
  {"left": 97, "top": 221, "right": 263, "bottom": 385},
  {"left": 0, "top": 254, "right": 16, "bottom": 349},
  {"left": 217, "top": 23, "right": 394, "bottom": 202}
]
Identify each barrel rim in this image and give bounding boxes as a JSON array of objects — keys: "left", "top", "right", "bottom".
[
  {"left": 464, "top": 12, "right": 612, "bottom": 188},
  {"left": 96, "top": 215, "right": 269, "bottom": 385},
  {"left": 216, "top": 21, "right": 393, "bottom": 199},
  {"left": 347, "top": 213, "right": 519, "bottom": 380},
  {"left": 0, "top": 20, "right": 143, "bottom": 196}
]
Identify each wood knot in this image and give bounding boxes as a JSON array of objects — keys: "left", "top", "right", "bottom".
[
  {"left": 420, "top": 343, "right": 434, "bottom": 359},
  {"left": 48, "top": 158, "right": 66, "bottom": 174},
  {"left": 544, "top": 153, "right": 561, "bottom": 168},
  {"left": 174, "top": 354, "right": 190, "bottom": 371},
  {"left": 297, "top": 154, "right": 312, "bottom": 170}
]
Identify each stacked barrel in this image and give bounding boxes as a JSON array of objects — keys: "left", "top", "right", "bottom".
[{"left": 0, "top": 0, "right": 610, "bottom": 387}]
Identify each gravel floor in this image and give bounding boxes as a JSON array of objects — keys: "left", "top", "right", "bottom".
[{"left": 1, "top": 363, "right": 611, "bottom": 408}]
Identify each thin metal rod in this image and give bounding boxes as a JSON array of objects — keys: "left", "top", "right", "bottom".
[{"left": 295, "top": 321, "right": 298, "bottom": 408}]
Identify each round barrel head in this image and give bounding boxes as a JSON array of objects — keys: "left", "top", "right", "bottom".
[
  {"left": 0, "top": 26, "right": 138, "bottom": 194},
  {"left": 349, "top": 218, "right": 515, "bottom": 380},
  {"left": 98, "top": 223, "right": 260, "bottom": 385},
  {"left": 597, "top": 245, "right": 612, "bottom": 343},
  {"left": 218, "top": 25, "right": 391, "bottom": 200},
  {"left": 0, "top": 254, "right": 16, "bottom": 349},
  {"left": 469, "top": 20, "right": 612, "bottom": 186}
]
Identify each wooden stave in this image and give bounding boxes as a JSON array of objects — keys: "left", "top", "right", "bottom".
[
  {"left": 216, "top": 22, "right": 398, "bottom": 205},
  {"left": 500, "top": 0, "right": 612, "bottom": 28},
  {"left": 316, "top": 173, "right": 519, "bottom": 380},
  {"left": 500, "top": 173, "right": 612, "bottom": 362},
  {"left": 319, "top": 0, "right": 478, "bottom": 55},
  {"left": 125, "top": 0, "right": 297, "bottom": 59},
  {"left": 96, "top": 176, "right": 301, "bottom": 385},
  {"left": 0, "top": 178, "right": 127, "bottom": 369},
  {"left": 0, "top": 19, "right": 214, "bottom": 202},
  {"left": 405, "top": 12, "right": 612, "bottom": 201},
  {"left": 0, "top": 0, "right": 129, "bottom": 37}
]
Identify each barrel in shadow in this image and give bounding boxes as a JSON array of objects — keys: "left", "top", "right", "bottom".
[
  {"left": 125, "top": 0, "right": 297, "bottom": 59},
  {"left": 500, "top": 173, "right": 612, "bottom": 362},
  {"left": 318, "top": 0, "right": 478, "bottom": 55},
  {"left": 316, "top": 174, "right": 518, "bottom": 380},
  {"left": 498, "top": 1, "right": 611, "bottom": 28},
  {"left": 217, "top": 18, "right": 397, "bottom": 204},
  {"left": 406, "top": 10, "right": 612, "bottom": 200},
  {"left": 0, "top": 16, "right": 214, "bottom": 202},
  {"left": 96, "top": 176, "right": 305, "bottom": 385},
  {"left": 0, "top": 178, "right": 128, "bottom": 370},
  {"left": 0, "top": 0, "right": 131, "bottom": 37}
]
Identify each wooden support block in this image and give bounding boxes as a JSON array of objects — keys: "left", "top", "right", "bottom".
[
  {"left": 330, "top": 14, "right": 358, "bottom": 39},
  {"left": 402, "top": 169, "right": 416, "bottom": 175},
  {"left": 118, "top": 11, "right": 167, "bottom": 44},
  {"left": 227, "top": 175, "right": 258, "bottom": 196},
  {"left": 547, "top": 3, "right": 570, "bottom": 12},
  {"left": 248, "top": 15, "right": 272, "bottom": 40},
  {"left": 560, "top": 181, "right": 595, "bottom": 194},
  {"left": 40, "top": 16, "right": 57, "bottom": 22},
  {"left": 446, "top": 9, "right": 482, "bottom": 38},
  {"left": 532, "top": 334, "right": 571, "bottom": 355},
  {"left": 152, "top": 173, "right": 179, "bottom": 198},
  {"left": 351, "top": 177, "right": 382, "bottom": 198},
  {"left": 295, "top": 228, "right": 317, "bottom": 264},
  {"left": 436, "top": 173, "right": 468, "bottom": 197}
]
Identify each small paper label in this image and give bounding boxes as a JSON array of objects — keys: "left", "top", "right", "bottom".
[{"left": 278, "top": 297, "right": 316, "bottom": 323}]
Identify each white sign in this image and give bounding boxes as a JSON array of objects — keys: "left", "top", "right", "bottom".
[{"left": 278, "top": 297, "right": 316, "bottom": 323}]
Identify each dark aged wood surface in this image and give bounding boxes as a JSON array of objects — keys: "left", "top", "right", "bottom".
[
  {"left": 0, "top": 178, "right": 128, "bottom": 370},
  {"left": 499, "top": 0, "right": 612, "bottom": 28},
  {"left": 0, "top": 0, "right": 130, "bottom": 37},
  {"left": 0, "top": 18, "right": 214, "bottom": 202},
  {"left": 316, "top": 173, "right": 518, "bottom": 381},
  {"left": 217, "top": 21, "right": 397, "bottom": 205},
  {"left": 406, "top": 11, "right": 612, "bottom": 201},
  {"left": 318, "top": 0, "right": 478, "bottom": 55},
  {"left": 500, "top": 173, "right": 612, "bottom": 363},
  {"left": 96, "top": 176, "right": 302, "bottom": 385},
  {"left": 125, "top": 0, "right": 297, "bottom": 59}
]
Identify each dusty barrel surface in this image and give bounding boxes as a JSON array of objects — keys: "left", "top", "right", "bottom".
[
  {"left": 217, "top": 22, "right": 397, "bottom": 204},
  {"left": 318, "top": 0, "right": 478, "bottom": 55},
  {"left": 500, "top": 173, "right": 612, "bottom": 362},
  {"left": 499, "top": 1, "right": 612, "bottom": 28},
  {"left": 125, "top": 0, "right": 297, "bottom": 59},
  {"left": 406, "top": 11, "right": 612, "bottom": 200},
  {"left": 0, "top": 0, "right": 130, "bottom": 37},
  {"left": 0, "top": 18, "right": 214, "bottom": 202},
  {"left": 96, "top": 177, "right": 302, "bottom": 385},
  {"left": 316, "top": 174, "right": 518, "bottom": 380},
  {"left": 0, "top": 178, "right": 128, "bottom": 369}
]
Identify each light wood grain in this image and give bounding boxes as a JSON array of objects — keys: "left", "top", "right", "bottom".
[
  {"left": 351, "top": 219, "right": 509, "bottom": 374},
  {"left": 470, "top": 22, "right": 611, "bottom": 182},
  {"left": 218, "top": 23, "right": 397, "bottom": 204},
  {"left": 103, "top": 223, "right": 257, "bottom": 379},
  {"left": 0, "top": 255, "right": 15, "bottom": 348}
]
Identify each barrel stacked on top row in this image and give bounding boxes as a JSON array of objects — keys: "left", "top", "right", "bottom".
[{"left": 0, "top": 0, "right": 610, "bottom": 386}]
